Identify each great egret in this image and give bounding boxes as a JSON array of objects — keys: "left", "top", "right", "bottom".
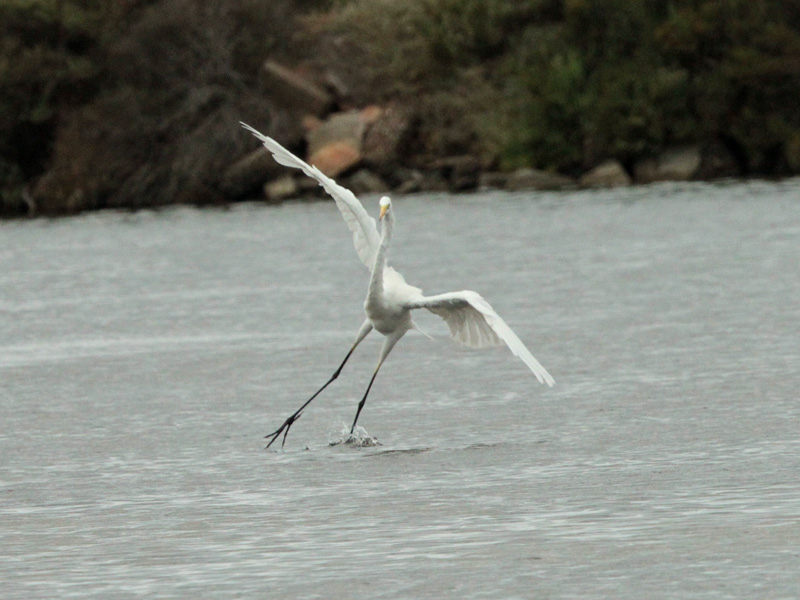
[{"left": 242, "top": 122, "right": 554, "bottom": 448}]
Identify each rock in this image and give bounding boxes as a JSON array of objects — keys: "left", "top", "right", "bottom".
[
  {"left": 264, "top": 175, "right": 298, "bottom": 202},
  {"left": 634, "top": 146, "right": 701, "bottom": 183},
  {"left": 363, "top": 104, "right": 415, "bottom": 170},
  {"left": 786, "top": 133, "right": 800, "bottom": 173},
  {"left": 478, "top": 172, "right": 508, "bottom": 190},
  {"left": 307, "top": 110, "right": 366, "bottom": 177},
  {"left": 346, "top": 169, "right": 389, "bottom": 195},
  {"left": 175, "top": 184, "right": 227, "bottom": 206},
  {"left": 632, "top": 158, "right": 658, "bottom": 183},
  {"left": 219, "top": 147, "right": 288, "bottom": 198},
  {"left": 579, "top": 160, "right": 631, "bottom": 188},
  {"left": 505, "top": 167, "right": 574, "bottom": 191},
  {"left": 297, "top": 175, "right": 324, "bottom": 197},
  {"left": 32, "top": 169, "right": 100, "bottom": 214},
  {"left": 432, "top": 155, "right": 483, "bottom": 191},
  {"left": 308, "top": 142, "right": 361, "bottom": 178},
  {"left": 656, "top": 146, "right": 701, "bottom": 180},
  {"left": 3, "top": 185, "right": 37, "bottom": 217},
  {"left": 432, "top": 155, "right": 482, "bottom": 175},
  {"left": 697, "top": 141, "right": 743, "bottom": 179},
  {"left": 321, "top": 70, "right": 350, "bottom": 102},
  {"left": 417, "top": 172, "right": 451, "bottom": 193},
  {"left": 260, "top": 60, "right": 333, "bottom": 117},
  {"left": 301, "top": 115, "right": 323, "bottom": 133},
  {"left": 450, "top": 174, "right": 478, "bottom": 192},
  {"left": 360, "top": 105, "right": 383, "bottom": 125},
  {"left": 395, "top": 169, "right": 424, "bottom": 194}
]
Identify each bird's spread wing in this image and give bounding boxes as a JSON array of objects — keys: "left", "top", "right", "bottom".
[
  {"left": 404, "top": 291, "right": 555, "bottom": 386},
  {"left": 241, "top": 122, "right": 381, "bottom": 269}
]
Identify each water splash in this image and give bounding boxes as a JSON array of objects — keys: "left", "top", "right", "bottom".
[{"left": 328, "top": 424, "right": 381, "bottom": 448}]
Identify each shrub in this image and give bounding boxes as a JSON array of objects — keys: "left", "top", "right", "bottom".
[
  {"left": 657, "top": 0, "right": 800, "bottom": 174},
  {"left": 0, "top": 0, "right": 103, "bottom": 215},
  {"left": 34, "top": 0, "right": 311, "bottom": 213},
  {"left": 304, "top": 0, "right": 561, "bottom": 160},
  {"left": 311, "top": 0, "right": 800, "bottom": 175}
]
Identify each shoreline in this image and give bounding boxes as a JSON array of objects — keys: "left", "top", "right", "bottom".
[{"left": 6, "top": 175, "right": 795, "bottom": 222}]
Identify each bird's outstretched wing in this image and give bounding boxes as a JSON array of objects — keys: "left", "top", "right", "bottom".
[
  {"left": 241, "top": 122, "right": 381, "bottom": 270},
  {"left": 404, "top": 291, "right": 555, "bottom": 386}
]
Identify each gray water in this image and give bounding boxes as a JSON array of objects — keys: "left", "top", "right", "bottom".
[{"left": 1, "top": 181, "right": 799, "bottom": 599}]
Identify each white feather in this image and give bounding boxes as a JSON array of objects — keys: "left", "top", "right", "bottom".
[
  {"left": 405, "top": 291, "right": 555, "bottom": 386},
  {"left": 240, "top": 122, "right": 381, "bottom": 270},
  {"left": 243, "top": 122, "right": 554, "bottom": 448}
]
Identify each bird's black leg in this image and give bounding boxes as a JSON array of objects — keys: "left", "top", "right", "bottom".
[
  {"left": 349, "top": 367, "right": 381, "bottom": 434},
  {"left": 265, "top": 346, "right": 355, "bottom": 449},
  {"left": 266, "top": 321, "right": 373, "bottom": 449},
  {"left": 349, "top": 334, "right": 400, "bottom": 435}
]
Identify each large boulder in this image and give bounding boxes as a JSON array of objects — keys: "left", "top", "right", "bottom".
[
  {"left": 634, "top": 146, "right": 701, "bottom": 183},
  {"left": 505, "top": 167, "right": 574, "bottom": 191},
  {"left": 362, "top": 104, "right": 416, "bottom": 171},
  {"left": 394, "top": 169, "right": 425, "bottom": 194},
  {"left": 579, "top": 160, "right": 631, "bottom": 188},
  {"left": 264, "top": 175, "right": 299, "bottom": 202},
  {"left": 218, "top": 147, "right": 288, "bottom": 198},
  {"left": 697, "top": 141, "right": 743, "bottom": 179},
  {"left": 345, "top": 169, "right": 389, "bottom": 196},
  {"left": 260, "top": 60, "right": 334, "bottom": 117},
  {"left": 431, "top": 155, "right": 483, "bottom": 191},
  {"left": 306, "top": 110, "right": 368, "bottom": 177}
]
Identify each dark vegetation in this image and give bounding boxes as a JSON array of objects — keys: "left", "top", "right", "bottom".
[
  {"left": 1, "top": 0, "right": 315, "bottom": 215},
  {"left": 3, "top": 0, "right": 800, "bottom": 216}
]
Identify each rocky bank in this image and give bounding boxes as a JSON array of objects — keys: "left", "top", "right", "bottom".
[{"left": 231, "top": 61, "right": 741, "bottom": 204}]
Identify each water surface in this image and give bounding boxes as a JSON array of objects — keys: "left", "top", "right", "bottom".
[{"left": 1, "top": 181, "right": 799, "bottom": 598}]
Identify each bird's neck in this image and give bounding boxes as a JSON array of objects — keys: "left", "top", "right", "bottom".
[
  {"left": 367, "top": 211, "right": 393, "bottom": 305},
  {"left": 379, "top": 209, "right": 394, "bottom": 247}
]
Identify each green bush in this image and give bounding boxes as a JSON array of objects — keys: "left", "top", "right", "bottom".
[
  {"left": 0, "top": 0, "right": 104, "bottom": 214},
  {"left": 305, "top": 0, "right": 561, "bottom": 159},
  {"left": 6, "top": 0, "right": 800, "bottom": 215},
  {"left": 499, "top": 30, "right": 586, "bottom": 171},
  {"left": 312, "top": 0, "right": 800, "bottom": 175},
  {"left": 657, "top": 0, "right": 800, "bottom": 174},
  {"left": 34, "top": 0, "right": 312, "bottom": 213}
]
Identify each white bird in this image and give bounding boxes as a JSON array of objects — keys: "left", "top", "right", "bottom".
[{"left": 242, "top": 122, "right": 554, "bottom": 448}]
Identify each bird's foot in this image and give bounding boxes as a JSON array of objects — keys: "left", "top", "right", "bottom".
[{"left": 264, "top": 412, "right": 301, "bottom": 450}]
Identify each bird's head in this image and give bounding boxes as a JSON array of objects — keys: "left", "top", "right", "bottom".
[{"left": 379, "top": 196, "right": 392, "bottom": 221}]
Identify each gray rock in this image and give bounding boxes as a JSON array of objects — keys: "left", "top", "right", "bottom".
[
  {"left": 363, "top": 104, "right": 415, "bottom": 170},
  {"left": 478, "top": 172, "right": 509, "bottom": 190},
  {"left": 634, "top": 146, "right": 701, "bottom": 183},
  {"left": 432, "top": 155, "right": 483, "bottom": 191},
  {"left": 346, "top": 169, "right": 389, "bottom": 195},
  {"left": 417, "top": 172, "right": 450, "bottom": 193},
  {"left": 505, "top": 168, "right": 574, "bottom": 191},
  {"left": 260, "top": 60, "right": 333, "bottom": 117},
  {"left": 432, "top": 155, "right": 483, "bottom": 175},
  {"left": 580, "top": 160, "right": 632, "bottom": 188},
  {"left": 306, "top": 110, "right": 366, "bottom": 177},
  {"left": 395, "top": 169, "right": 424, "bottom": 195},
  {"left": 697, "top": 142, "right": 742, "bottom": 179},
  {"left": 296, "top": 175, "right": 323, "bottom": 196},
  {"left": 264, "top": 175, "right": 298, "bottom": 202},
  {"left": 219, "top": 147, "right": 287, "bottom": 198}
]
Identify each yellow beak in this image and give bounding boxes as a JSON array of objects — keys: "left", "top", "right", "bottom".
[{"left": 379, "top": 204, "right": 389, "bottom": 221}]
